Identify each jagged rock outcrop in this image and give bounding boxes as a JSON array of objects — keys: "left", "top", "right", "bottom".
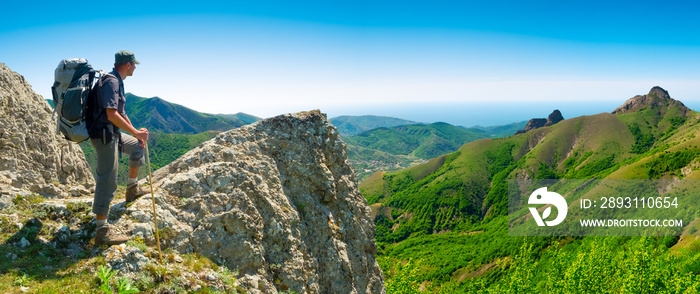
[
  {"left": 612, "top": 86, "right": 689, "bottom": 116},
  {"left": 515, "top": 109, "right": 564, "bottom": 134},
  {"left": 547, "top": 109, "right": 564, "bottom": 125},
  {"left": 0, "top": 63, "right": 93, "bottom": 199},
  {"left": 117, "top": 110, "right": 385, "bottom": 294}
]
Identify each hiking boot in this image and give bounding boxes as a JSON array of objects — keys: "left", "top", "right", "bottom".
[
  {"left": 94, "top": 225, "right": 128, "bottom": 246},
  {"left": 125, "top": 183, "right": 151, "bottom": 203}
]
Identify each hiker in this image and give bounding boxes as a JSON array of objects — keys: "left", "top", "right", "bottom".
[{"left": 87, "top": 50, "right": 151, "bottom": 245}]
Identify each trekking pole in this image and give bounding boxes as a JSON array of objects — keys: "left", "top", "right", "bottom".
[{"left": 144, "top": 142, "right": 163, "bottom": 264}]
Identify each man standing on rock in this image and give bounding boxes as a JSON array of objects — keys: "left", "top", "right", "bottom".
[{"left": 87, "top": 50, "right": 151, "bottom": 245}]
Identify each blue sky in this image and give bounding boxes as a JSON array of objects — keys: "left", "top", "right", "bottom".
[{"left": 2, "top": 1, "right": 699, "bottom": 126}]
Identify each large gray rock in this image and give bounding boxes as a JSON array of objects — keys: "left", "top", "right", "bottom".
[
  {"left": 0, "top": 63, "right": 93, "bottom": 198},
  {"left": 120, "top": 110, "right": 385, "bottom": 294}
]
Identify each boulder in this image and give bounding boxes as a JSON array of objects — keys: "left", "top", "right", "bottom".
[
  {"left": 0, "top": 63, "right": 93, "bottom": 198},
  {"left": 119, "top": 110, "right": 385, "bottom": 294}
]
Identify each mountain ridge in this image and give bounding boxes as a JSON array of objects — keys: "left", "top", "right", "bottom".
[
  {"left": 124, "top": 93, "right": 252, "bottom": 134},
  {"left": 46, "top": 94, "right": 261, "bottom": 134},
  {"left": 347, "top": 122, "right": 489, "bottom": 158},
  {"left": 330, "top": 115, "right": 419, "bottom": 137},
  {"left": 470, "top": 120, "right": 528, "bottom": 137}
]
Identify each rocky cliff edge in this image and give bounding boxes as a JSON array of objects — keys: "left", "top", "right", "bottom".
[{"left": 116, "top": 110, "right": 385, "bottom": 293}]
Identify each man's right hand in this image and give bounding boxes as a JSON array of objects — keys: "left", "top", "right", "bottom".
[{"left": 134, "top": 128, "right": 149, "bottom": 142}]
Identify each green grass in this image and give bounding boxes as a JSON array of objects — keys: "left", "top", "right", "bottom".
[
  {"left": 0, "top": 189, "right": 249, "bottom": 293},
  {"left": 646, "top": 149, "right": 700, "bottom": 178},
  {"left": 0, "top": 211, "right": 102, "bottom": 293},
  {"left": 0, "top": 219, "right": 244, "bottom": 293}
]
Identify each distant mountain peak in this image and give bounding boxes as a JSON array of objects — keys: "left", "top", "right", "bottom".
[
  {"left": 612, "top": 86, "right": 687, "bottom": 115},
  {"left": 123, "top": 93, "right": 250, "bottom": 134},
  {"left": 548, "top": 109, "right": 564, "bottom": 123},
  {"left": 515, "top": 110, "right": 564, "bottom": 135},
  {"left": 649, "top": 86, "right": 671, "bottom": 100}
]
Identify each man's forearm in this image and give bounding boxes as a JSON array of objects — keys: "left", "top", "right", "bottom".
[
  {"left": 106, "top": 109, "right": 138, "bottom": 136},
  {"left": 124, "top": 113, "right": 133, "bottom": 127}
]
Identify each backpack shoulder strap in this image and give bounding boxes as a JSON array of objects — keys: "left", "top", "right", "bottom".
[{"left": 97, "top": 70, "right": 117, "bottom": 87}]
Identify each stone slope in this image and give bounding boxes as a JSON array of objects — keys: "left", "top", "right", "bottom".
[
  {"left": 120, "top": 110, "right": 385, "bottom": 293},
  {"left": 0, "top": 63, "right": 93, "bottom": 200}
]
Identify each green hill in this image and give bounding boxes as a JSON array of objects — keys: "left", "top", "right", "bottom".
[
  {"left": 330, "top": 115, "right": 419, "bottom": 137},
  {"left": 217, "top": 112, "right": 262, "bottom": 125},
  {"left": 362, "top": 87, "right": 700, "bottom": 292},
  {"left": 344, "top": 122, "right": 488, "bottom": 180},
  {"left": 124, "top": 93, "right": 246, "bottom": 134},
  {"left": 345, "top": 121, "right": 525, "bottom": 180},
  {"left": 470, "top": 120, "right": 528, "bottom": 137},
  {"left": 345, "top": 122, "right": 489, "bottom": 159}
]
